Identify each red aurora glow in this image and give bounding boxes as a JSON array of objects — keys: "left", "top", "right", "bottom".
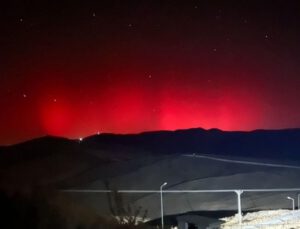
[{"left": 1, "top": 1, "right": 300, "bottom": 144}]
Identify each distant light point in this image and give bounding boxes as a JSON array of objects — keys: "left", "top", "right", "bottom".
[
  {"left": 23, "top": 94, "right": 27, "bottom": 98},
  {"left": 92, "top": 12, "right": 96, "bottom": 17},
  {"left": 19, "top": 18, "right": 23, "bottom": 22},
  {"left": 79, "top": 137, "right": 83, "bottom": 142}
]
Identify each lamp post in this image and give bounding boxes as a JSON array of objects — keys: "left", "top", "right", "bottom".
[
  {"left": 287, "top": 196, "right": 295, "bottom": 211},
  {"left": 235, "top": 190, "right": 243, "bottom": 225},
  {"left": 160, "top": 182, "right": 167, "bottom": 229}
]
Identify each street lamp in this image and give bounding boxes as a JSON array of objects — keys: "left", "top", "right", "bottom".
[
  {"left": 235, "top": 190, "right": 243, "bottom": 225},
  {"left": 287, "top": 196, "right": 295, "bottom": 211},
  {"left": 160, "top": 182, "right": 167, "bottom": 229}
]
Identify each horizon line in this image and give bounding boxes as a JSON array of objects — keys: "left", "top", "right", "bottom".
[{"left": 1, "top": 126, "right": 300, "bottom": 147}]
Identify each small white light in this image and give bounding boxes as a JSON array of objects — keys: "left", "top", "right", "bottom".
[{"left": 79, "top": 137, "right": 83, "bottom": 142}]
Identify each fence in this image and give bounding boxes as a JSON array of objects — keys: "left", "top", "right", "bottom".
[{"left": 62, "top": 188, "right": 300, "bottom": 227}]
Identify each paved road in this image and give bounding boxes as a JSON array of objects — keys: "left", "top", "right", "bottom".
[{"left": 183, "top": 154, "right": 300, "bottom": 170}]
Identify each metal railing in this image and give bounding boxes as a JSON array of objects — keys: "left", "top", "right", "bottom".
[{"left": 62, "top": 188, "right": 300, "bottom": 225}]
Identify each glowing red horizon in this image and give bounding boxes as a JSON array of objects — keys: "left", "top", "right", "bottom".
[{"left": 1, "top": 1, "right": 300, "bottom": 145}]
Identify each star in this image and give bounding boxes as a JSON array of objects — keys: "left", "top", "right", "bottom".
[
  {"left": 148, "top": 74, "right": 152, "bottom": 79},
  {"left": 53, "top": 98, "right": 57, "bottom": 102},
  {"left": 19, "top": 18, "right": 23, "bottom": 22}
]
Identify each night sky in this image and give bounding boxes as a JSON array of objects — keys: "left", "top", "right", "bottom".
[{"left": 1, "top": 0, "right": 300, "bottom": 145}]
